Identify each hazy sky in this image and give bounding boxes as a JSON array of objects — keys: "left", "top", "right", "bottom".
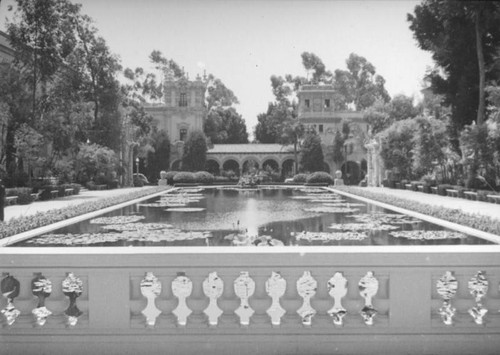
[{"left": 1, "top": 0, "right": 434, "bottom": 137}]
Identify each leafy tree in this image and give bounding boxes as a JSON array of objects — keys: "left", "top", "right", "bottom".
[
  {"left": 299, "top": 132, "right": 324, "bottom": 172},
  {"left": 301, "top": 52, "right": 331, "bottom": 84},
  {"left": 145, "top": 129, "right": 170, "bottom": 181},
  {"left": 378, "top": 119, "right": 418, "bottom": 180},
  {"left": 205, "top": 106, "right": 248, "bottom": 144},
  {"left": 74, "top": 142, "right": 118, "bottom": 184},
  {"left": 331, "top": 129, "right": 345, "bottom": 168},
  {"left": 364, "top": 95, "right": 419, "bottom": 135},
  {"left": 182, "top": 130, "right": 207, "bottom": 171},
  {"left": 412, "top": 116, "right": 447, "bottom": 177},
  {"left": 408, "top": 0, "right": 500, "bottom": 147},
  {"left": 334, "top": 53, "right": 390, "bottom": 110},
  {"left": 254, "top": 102, "right": 290, "bottom": 143}
]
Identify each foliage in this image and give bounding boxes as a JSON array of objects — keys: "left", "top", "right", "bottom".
[
  {"left": 0, "top": 186, "right": 169, "bottom": 239},
  {"left": 193, "top": 171, "right": 215, "bottom": 184},
  {"left": 173, "top": 172, "right": 196, "bottom": 184},
  {"left": 335, "top": 186, "right": 500, "bottom": 236},
  {"left": 145, "top": 129, "right": 170, "bottom": 181},
  {"left": 459, "top": 122, "right": 495, "bottom": 189},
  {"left": 412, "top": 116, "right": 447, "bottom": 177},
  {"left": 333, "top": 53, "right": 390, "bottom": 110},
  {"left": 181, "top": 130, "right": 207, "bottom": 171},
  {"left": 165, "top": 171, "right": 179, "bottom": 185},
  {"left": 300, "top": 133, "right": 324, "bottom": 172},
  {"left": 364, "top": 95, "right": 419, "bottom": 136},
  {"left": 205, "top": 106, "right": 248, "bottom": 144},
  {"left": 74, "top": 143, "right": 118, "bottom": 184},
  {"left": 378, "top": 119, "right": 417, "bottom": 180},
  {"left": 254, "top": 102, "right": 291, "bottom": 143},
  {"left": 408, "top": 0, "right": 500, "bottom": 147},
  {"left": 331, "top": 130, "right": 346, "bottom": 166},
  {"left": 292, "top": 174, "right": 308, "bottom": 183},
  {"left": 306, "top": 172, "right": 334, "bottom": 185}
]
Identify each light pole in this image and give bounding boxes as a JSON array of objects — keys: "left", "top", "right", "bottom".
[{"left": 135, "top": 157, "right": 139, "bottom": 175}]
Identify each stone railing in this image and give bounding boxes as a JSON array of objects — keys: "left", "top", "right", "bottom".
[{"left": 1, "top": 246, "right": 499, "bottom": 355}]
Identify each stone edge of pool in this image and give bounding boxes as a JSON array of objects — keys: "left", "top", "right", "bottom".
[{"left": 1, "top": 185, "right": 499, "bottom": 250}]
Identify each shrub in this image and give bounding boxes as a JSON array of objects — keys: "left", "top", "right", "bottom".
[
  {"left": 437, "top": 184, "right": 453, "bottom": 196},
  {"left": 173, "top": 172, "right": 196, "bottom": 184},
  {"left": 306, "top": 172, "right": 334, "bottom": 185},
  {"left": 6, "top": 187, "right": 33, "bottom": 205},
  {"left": 214, "top": 176, "right": 230, "bottom": 184},
  {"left": 133, "top": 176, "right": 144, "bottom": 187},
  {"left": 292, "top": 174, "right": 308, "bottom": 183},
  {"left": 194, "top": 171, "right": 214, "bottom": 184},
  {"left": 165, "top": 171, "right": 179, "bottom": 185}
]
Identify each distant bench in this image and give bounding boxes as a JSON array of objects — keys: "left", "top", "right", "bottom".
[
  {"left": 5, "top": 196, "right": 18, "bottom": 205},
  {"left": 463, "top": 191, "right": 478, "bottom": 200},
  {"left": 405, "top": 184, "right": 412, "bottom": 190},
  {"left": 30, "top": 191, "right": 42, "bottom": 201},
  {"left": 64, "top": 188, "right": 74, "bottom": 196},
  {"left": 50, "top": 190, "right": 59, "bottom": 199},
  {"left": 430, "top": 187, "right": 438, "bottom": 194},
  {"left": 445, "top": 189, "right": 459, "bottom": 198},
  {"left": 487, "top": 194, "right": 500, "bottom": 204}
]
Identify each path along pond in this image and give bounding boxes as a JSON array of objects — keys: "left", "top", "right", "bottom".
[{"left": 10, "top": 186, "right": 494, "bottom": 247}]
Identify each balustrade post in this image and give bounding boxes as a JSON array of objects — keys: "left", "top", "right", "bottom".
[
  {"left": 389, "top": 269, "right": 432, "bottom": 328},
  {"left": 88, "top": 270, "right": 130, "bottom": 329}
]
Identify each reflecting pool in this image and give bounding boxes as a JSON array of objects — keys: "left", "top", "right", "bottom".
[{"left": 11, "top": 187, "right": 493, "bottom": 247}]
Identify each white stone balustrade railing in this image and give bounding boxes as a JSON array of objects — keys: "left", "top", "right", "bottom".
[{"left": 1, "top": 246, "right": 500, "bottom": 355}]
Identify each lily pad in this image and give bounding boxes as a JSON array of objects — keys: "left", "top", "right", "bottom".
[
  {"left": 349, "top": 213, "right": 420, "bottom": 225},
  {"left": 390, "top": 230, "right": 467, "bottom": 240},
  {"left": 296, "top": 231, "right": 368, "bottom": 242},
  {"left": 164, "top": 207, "right": 206, "bottom": 212},
  {"left": 90, "top": 215, "right": 146, "bottom": 224},
  {"left": 101, "top": 223, "right": 173, "bottom": 231},
  {"left": 328, "top": 223, "right": 399, "bottom": 231},
  {"left": 304, "top": 206, "right": 359, "bottom": 213}
]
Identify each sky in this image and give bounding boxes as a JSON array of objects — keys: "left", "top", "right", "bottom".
[{"left": 0, "top": 0, "right": 434, "bottom": 138}]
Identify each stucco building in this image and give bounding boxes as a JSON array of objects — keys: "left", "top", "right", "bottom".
[
  {"left": 297, "top": 84, "right": 368, "bottom": 184},
  {"left": 144, "top": 72, "right": 207, "bottom": 169}
]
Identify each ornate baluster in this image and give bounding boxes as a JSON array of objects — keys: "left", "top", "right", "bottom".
[
  {"left": 327, "top": 272, "right": 348, "bottom": 326},
  {"left": 296, "top": 271, "right": 317, "bottom": 326},
  {"left": 62, "top": 272, "right": 83, "bottom": 327},
  {"left": 140, "top": 272, "right": 162, "bottom": 327},
  {"left": 468, "top": 271, "right": 488, "bottom": 325},
  {"left": 359, "top": 271, "right": 378, "bottom": 326},
  {"left": 203, "top": 272, "right": 224, "bottom": 326},
  {"left": 31, "top": 274, "right": 52, "bottom": 326},
  {"left": 172, "top": 273, "right": 193, "bottom": 326},
  {"left": 1, "top": 274, "right": 20, "bottom": 326},
  {"left": 265, "top": 271, "right": 287, "bottom": 326},
  {"left": 436, "top": 271, "right": 458, "bottom": 325},
  {"left": 234, "top": 271, "right": 255, "bottom": 326}
]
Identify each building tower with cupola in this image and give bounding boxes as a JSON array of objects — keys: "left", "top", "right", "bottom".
[
  {"left": 297, "top": 84, "right": 368, "bottom": 184},
  {"left": 144, "top": 71, "right": 207, "bottom": 170}
]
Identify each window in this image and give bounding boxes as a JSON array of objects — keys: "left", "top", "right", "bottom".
[
  {"left": 305, "top": 99, "right": 310, "bottom": 108},
  {"left": 180, "top": 128, "right": 187, "bottom": 141},
  {"left": 179, "top": 93, "right": 187, "bottom": 107},
  {"left": 324, "top": 99, "right": 330, "bottom": 108},
  {"left": 319, "top": 124, "right": 324, "bottom": 133}
]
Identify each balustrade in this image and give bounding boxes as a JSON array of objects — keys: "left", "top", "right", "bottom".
[{"left": 1, "top": 250, "right": 499, "bottom": 354}]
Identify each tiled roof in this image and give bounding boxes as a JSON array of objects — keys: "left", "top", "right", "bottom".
[{"left": 207, "top": 144, "right": 295, "bottom": 154}]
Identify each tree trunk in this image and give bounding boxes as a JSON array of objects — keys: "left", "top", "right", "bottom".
[{"left": 475, "top": 9, "right": 486, "bottom": 125}]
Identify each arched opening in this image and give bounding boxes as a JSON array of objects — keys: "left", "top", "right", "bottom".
[
  {"left": 171, "top": 160, "right": 182, "bottom": 171},
  {"left": 205, "top": 159, "right": 220, "bottom": 176},
  {"left": 341, "top": 161, "right": 361, "bottom": 185},
  {"left": 282, "top": 159, "right": 295, "bottom": 179},
  {"left": 242, "top": 159, "right": 259, "bottom": 175},
  {"left": 222, "top": 159, "right": 240, "bottom": 178},
  {"left": 262, "top": 159, "right": 279, "bottom": 174}
]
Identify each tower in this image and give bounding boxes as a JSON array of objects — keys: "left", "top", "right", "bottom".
[{"left": 144, "top": 72, "right": 207, "bottom": 169}]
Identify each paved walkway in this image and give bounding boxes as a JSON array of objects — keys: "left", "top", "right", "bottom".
[
  {"left": 353, "top": 187, "right": 500, "bottom": 222},
  {"left": 3, "top": 187, "right": 152, "bottom": 222}
]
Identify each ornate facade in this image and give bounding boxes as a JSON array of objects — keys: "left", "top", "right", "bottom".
[
  {"left": 297, "top": 85, "right": 368, "bottom": 184},
  {"left": 144, "top": 73, "right": 207, "bottom": 167}
]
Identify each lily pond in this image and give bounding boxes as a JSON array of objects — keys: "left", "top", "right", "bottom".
[{"left": 12, "top": 187, "right": 493, "bottom": 247}]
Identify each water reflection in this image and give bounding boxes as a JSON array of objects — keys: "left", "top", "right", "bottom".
[{"left": 13, "top": 187, "right": 493, "bottom": 247}]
